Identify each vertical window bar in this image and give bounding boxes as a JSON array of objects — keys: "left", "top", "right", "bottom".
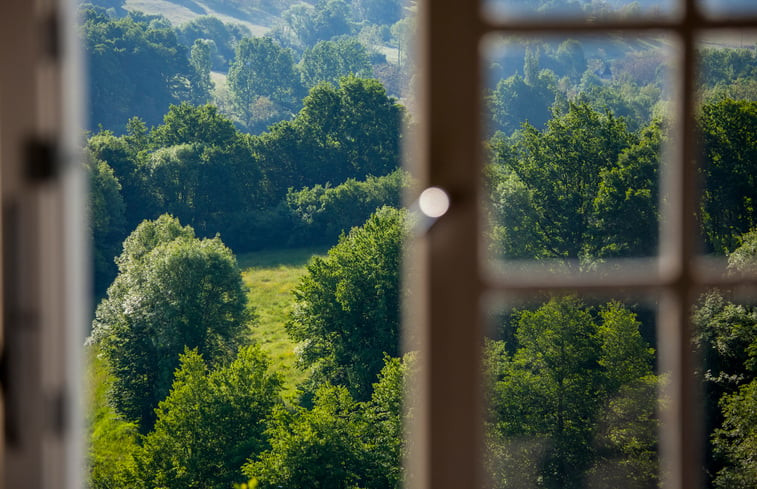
[
  {"left": 658, "top": 1, "right": 701, "bottom": 488},
  {"left": 411, "top": 0, "right": 483, "bottom": 488}
]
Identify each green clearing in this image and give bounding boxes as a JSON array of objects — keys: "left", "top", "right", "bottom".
[{"left": 239, "top": 246, "right": 328, "bottom": 399}]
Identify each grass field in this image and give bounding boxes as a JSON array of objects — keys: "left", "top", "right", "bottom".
[{"left": 239, "top": 246, "right": 328, "bottom": 399}]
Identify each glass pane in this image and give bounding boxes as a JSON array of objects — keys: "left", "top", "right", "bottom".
[
  {"left": 484, "top": 294, "right": 661, "bottom": 488},
  {"left": 696, "top": 32, "right": 757, "bottom": 257},
  {"left": 482, "top": 35, "right": 672, "bottom": 268},
  {"left": 700, "top": 0, "right": 757, "bottom": 18},
  {"left": 692, "top": 286, "right": 757, "bottom": 488},
  {"left": 84, "top": 0, "right": 410, "bottom": 487},
  {"left": 483, "top": 0, "right": 677, "bottom": 22}
]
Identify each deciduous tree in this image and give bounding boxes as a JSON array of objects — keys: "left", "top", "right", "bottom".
[{"left": 91, "top": 215, "right": 249, "bottom": 431}]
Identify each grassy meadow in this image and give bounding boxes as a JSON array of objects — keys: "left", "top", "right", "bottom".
[{"left": 239, "top": 246, "right": 327, "bottom": 399}]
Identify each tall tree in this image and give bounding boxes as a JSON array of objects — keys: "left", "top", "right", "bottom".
[
  {"left": 188, "top": 39, "right": 214, "bottom": 105},
  {"left": 487, "top": 297, "right": 658, "bottom": 489},
  {"left": 287, "top": 207, "right": 404, "bottom": 400},
  {"left": 488, "top": 103, "right": 660, "bottom": 262},
  {"left": 693, "top": 229, "right": 757, "bottom": 486},
  {"left": 136, "top": 347, "right": 281, "bottom": 489},
  {"left": 245, "top": 355, "right": 410, "bottom": 489},
  {"left": 227, "top": 37, "right": 302, "bottom": 128},
  {"left": 91, "top": 215, "right": 249, "bottom": 431},
  {"left": 81, "top": 8, "right": 197, "bottom": 131},
  {"left": 86, "top": 153, "right": 127, "bottom": 295},
  {"left": 698, "top": 99, "right": 757, "bottom": 254},
  {"left": 252, "top": 76, "right": 403, "bottom": 200},
  {"left": 300, "top": 37, "right": 372, "bottom": 89}
]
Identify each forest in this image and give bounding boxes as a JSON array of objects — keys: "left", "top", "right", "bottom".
[{"left": 83, "top": 0, "right": 757, "bottom": 488}]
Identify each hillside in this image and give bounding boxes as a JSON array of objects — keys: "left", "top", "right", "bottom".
[{"left": 123, "top": 0, "right": 283, "bottom": 35}]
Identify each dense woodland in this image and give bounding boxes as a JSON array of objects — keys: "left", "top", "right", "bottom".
[{"left": 84, "top": 0, "right": 757, "bottom": 488}]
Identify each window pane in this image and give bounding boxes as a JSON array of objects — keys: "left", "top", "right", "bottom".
[
  {"left": 699, "top": 0, "right": 757, "bottom": 18},
  {"left": 696, "top": 32, "right": 757, "bottom": 258},
  {"left": 483, "top": 0, "right": 677, "bottom": 22},
  {"left": 484, "top": 294, "right": 661, "bottom": 489},
  {"left": 482, "top": 35, "right": 672, "bottom": 267}
]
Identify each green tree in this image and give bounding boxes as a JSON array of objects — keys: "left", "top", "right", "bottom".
[
  {"left": 352, "top": 0, "right": 403, "bottom": 25},
  {"left": 278, "top": 0, "right": 353, "bottom": 50},
  {"left": 693, "top": 229, "right": 757, "bottom": 486},
  {"left": 227, "top": 37, "right": 302, "bottom": 128},
  {"left": 91, "top": 215, "right": 249, "bottom": 431},
  {"left": 252, "top": 77, "right": 403, "bottom": 200},
  {"left": 245, "top": 355, "right": 409, "bottom": 489},
  {"left": 188, "top": 39, "right": 214, "bottom": 105},
  {"left": 487, "top": 297, "right": 657, "bottom": 489},
  {"left": 285, "top": 169, "right": 408, "bottom": 246},
  {"left": 244, "top": 385, "right": 367, "bottom": 489},
  {"left": 712, "top": 380, "right": 757, "bottom": 488},
  {"left": 487, "top": 70, "right": 557, "bottom": 136},
  {"left": 300, "top": 37, "right": 372, "bottom": 89},
  {"left": 287, "top": 207, "right": 404, "bottom": 400},
  {"left": 488, "top": 103, "right": 658, "bottom": 262},
  {"left": 86, "top": 127, "right": 148, "bottom": 230},
  {"left": 81, "top": 8, "right": 197, "bottom": 131},
  {"left": 86, "top": 153, "right": 127, "bottom": 294},
  {"left": 176, "top": 16, "right": 249, "bottom": 70},
  {"left": 698, "top": 99, "right": 757, "bottom": 254},
  {"left": 136, "top": 347, "right": 282, "bottom": 489},
  {"left": 145, "top": 104, "right": 266, "bottom": 243}
]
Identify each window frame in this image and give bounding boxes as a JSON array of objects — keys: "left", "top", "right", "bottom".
[
  {"left": 409, "top": 1, "right": 757, "bottom": 489},
  {"left": 2, "top": 0, "right": 757, "bottom": 487}
]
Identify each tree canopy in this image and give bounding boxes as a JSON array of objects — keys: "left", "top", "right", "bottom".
[
  {"left": 287, "top": 206, "right": 404, "bottom": 400},
  {"left": 487, "top": 297, "right": 658, "bottom": 489},
  {"left": 91, "top": 215, "right": 249, "bottom": 431},
  {"left": 81, "top": 8, "right": 198, "bottom": 131},
  {"left": 136, "top": 347, "right": 281, "bottom": 489}
]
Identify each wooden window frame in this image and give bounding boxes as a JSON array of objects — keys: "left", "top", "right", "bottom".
[
  {"left": 2, "top": 0, "right": 757, "bottom": 488},
  {"left": 410, "top": 1, "right": 757, "bottom": 489}
]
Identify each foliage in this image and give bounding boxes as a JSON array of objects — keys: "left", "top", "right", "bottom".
[
  {"left": 188, "top": 39, "right": 214, "bottom": 105},
  {"left": 91, "top": 215, "right": 249, "bottom": 431},
  {"left": 351, "top": 0, "right": 404, "bottom": 26},
  {"left": 228, "top": 36, "right": 303, "bottom": 128},
  {"left": 698, "top": 99, "right": 757, "bottom": 254},
  {"left": 276, "top": 0, "right": 354, "bottom": 51},
  {"left": 693, "top": 229, "right": 757, "bottom": 486},
  {"left": 245, "top": 385, "right": 368, "bottom": 488},
  {"left": 176, "top": 16, "right": 250, "bottom": 71},
  {"left": 286, "top": 169, "right": 408, "bottom": 247},
  {"left": 136, "top": 347, "right": 282, "bottom": 489},
  {"left": 287, "top": 207, "right": 404, "bottom": 400},
  {"left": 486, "top": 48, "right": 559, "bottom": 136},
  {"left": 245, "top": 355, "right": 410, "bottom": 489},
  {"left": 699, "top": 47, "right": 757, "bottom": 91},
  {"left": 252, "top": 76, "right": 403, "bottom": 200},
  {"left": 86, "top": 152, "right": 127, "bottom": 295},
  {"left": 81, "top": 7, "right": 199, "bottom": 131},
  {"left": 712, "top": 379, "right": 757, "bottom": 488},
  {"left": 487, "top": 297, "right": 658, "bottom": 489},
  {"left": 300, "top": 37, "right": 373, "bottom": 89},
  {"left": 488, "top": 103, "right": 661, "bottom": 261}
]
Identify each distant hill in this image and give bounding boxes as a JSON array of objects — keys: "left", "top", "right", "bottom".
[{"left": 122, "top": 0, "right": 294, "bottom": 36}]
